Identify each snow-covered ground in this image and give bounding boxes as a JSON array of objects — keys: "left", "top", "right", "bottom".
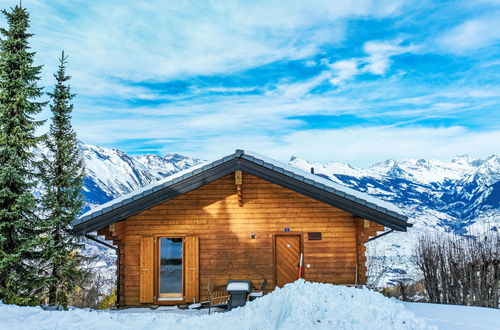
[
  {"left": 404, "top": 302, "right": 500, "bottom": 330},
  {"left": 2, "top": 280, "right": 498, "bottom": 330}
]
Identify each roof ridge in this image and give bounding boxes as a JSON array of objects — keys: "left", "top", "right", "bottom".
[{"left": 235, "top": 149, "right": 245, "bottom": 157}]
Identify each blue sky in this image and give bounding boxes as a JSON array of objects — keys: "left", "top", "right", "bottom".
[{"left": 2, "top": 0, "right": 499, "bottom": 165}]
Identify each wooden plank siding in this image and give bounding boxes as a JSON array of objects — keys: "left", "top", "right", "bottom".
[{"left": 105, "top": 172, "right": 383, "bottom": 306}]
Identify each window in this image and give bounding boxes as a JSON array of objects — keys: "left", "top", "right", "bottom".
[{"left": 159, "top": 237, "right": 183, "bottom": 298}]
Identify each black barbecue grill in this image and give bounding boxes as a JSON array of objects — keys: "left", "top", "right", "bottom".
[{"left": 226, "top": 280, "right": 251, "bottom": 310}]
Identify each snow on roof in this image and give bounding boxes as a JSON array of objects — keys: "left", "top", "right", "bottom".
[
  {"left": 75, "top": 150, "right": 406, "bottom": 227},
  {"left": 242, "top": 150, "right": 404, "bottom": 215},
  {"left": 76, "top": 161, "right": 211, "bottom": 224}
]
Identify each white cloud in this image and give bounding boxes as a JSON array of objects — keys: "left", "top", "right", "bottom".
[
  {"left": 193, "top": 87, "right": 257, "bottom": 94},
  {"left": 328, "top": 60, "right": 359, "bottom": 85},
  {"left": 18, "top": 0, "right": 403, "bottom": 92},
  {"left": 9, "top": 1, "right": 497, "bottom": 166},
  {"left": 327, "top": 39, "right": 416, "bottom": 85},
  {"left": 70, "top": 74, "right": 499, "bottom": 166},
  {"left": 362, "top": 40, "right": 415, "bottom": 75},
  {"left": 437, "top": 14, "right": 500, "bottom": 53},
  {"left": 274, "top": 71, "right": 332, "bottom": 98},
  {"left": 169, "top": 126, "right": 500, "bottom": 166},
  {"left": 305, "top": 60, "right": 317, "bottom": 67}
]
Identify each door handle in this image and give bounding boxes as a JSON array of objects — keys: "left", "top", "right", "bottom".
[
  {"left": 189, "top": 268, "right": 197, "bottom": 271},
  {"left": 141, "top": 268, "right": 149, "bottom": 271}
]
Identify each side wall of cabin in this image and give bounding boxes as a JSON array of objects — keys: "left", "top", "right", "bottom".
[{"left": 100, "top": 172, "right": 383, "bottom": 306}]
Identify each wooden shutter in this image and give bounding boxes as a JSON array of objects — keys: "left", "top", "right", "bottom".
[
  {"left": 140, "top": 236, "right": 155, "bottom": 303},
  {"left": 184, "top": 236, "right": 199, "bottom": 303}
]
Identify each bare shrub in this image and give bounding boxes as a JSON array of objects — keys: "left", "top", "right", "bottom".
[
  {"left": 381, "top": 280, "right": 427, "bottom": 302},
  {"left": 67, "top": 258, "right": 116, "bottom": 309},
  {"left": 366, "top": 248, "right": 390, "bottom": 290},
  {"left": 414, "top": 231, "right": 500, "bottom": 308}
]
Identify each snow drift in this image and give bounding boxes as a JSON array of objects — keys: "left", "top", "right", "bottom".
[{"left": 0, "top": 280, "right": 430, "bottom": 330}]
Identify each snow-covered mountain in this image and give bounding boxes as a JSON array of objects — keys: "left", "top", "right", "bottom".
[
  {"left": 290, "top": 154, "right": 499, "bottom": 234},
  {"left": 80, "top": 143, "right": 204, "bottom": 212},
  {"left": 290, "top": 154, "right": 499, "bottom": 284},
  {"left": 78, "top": 143, "right": 498, "bottom": 285}
]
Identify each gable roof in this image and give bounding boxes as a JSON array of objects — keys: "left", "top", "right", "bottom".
[{"left": 71, "top": 150, "right": 411, "bottom": 235}]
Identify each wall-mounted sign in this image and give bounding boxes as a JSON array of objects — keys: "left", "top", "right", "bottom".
[
  {"left": 284, "top": 228, "right": 290, "bottom": 232},
  {"left": 308, "top": 232, "right": 322, "bottom": 240}
]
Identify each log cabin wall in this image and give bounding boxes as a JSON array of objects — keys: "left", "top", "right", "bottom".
[{"left": 101, "top": 172, "right": 383, "bottom": 306}]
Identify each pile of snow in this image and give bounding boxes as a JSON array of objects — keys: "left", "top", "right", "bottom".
[{"left": 0, "top": 280, "right": 430, "bottom": 330}]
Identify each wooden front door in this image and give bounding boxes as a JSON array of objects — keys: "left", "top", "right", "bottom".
[{"left": 275, "top": 235, "right": 301, "bottom": 287}]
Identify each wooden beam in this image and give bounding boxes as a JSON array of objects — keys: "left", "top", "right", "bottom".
[
  {"left": 235, "top": 171, "right": 243, "bottom": 207},
  {"left": 85, "top": 234, "right": 118, "bottom": 251},
  {"left": 235, "top": 170, "right": 243, "bottom": 185}
]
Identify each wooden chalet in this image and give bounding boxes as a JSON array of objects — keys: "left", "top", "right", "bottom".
[{"left": 72, "top": 150, "right": 411, "bottom": 306}]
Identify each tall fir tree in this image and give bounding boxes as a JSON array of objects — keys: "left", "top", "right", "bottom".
[
  {"left": 40, "top": 51, "right": 86, "bottom": 307},
  {"left": 0, "top": 5, "right": 47, "bottom": 305}
]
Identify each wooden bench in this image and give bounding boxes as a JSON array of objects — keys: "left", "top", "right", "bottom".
[{"left": 207, "top": 279, "right": 229, "bottom": 314}]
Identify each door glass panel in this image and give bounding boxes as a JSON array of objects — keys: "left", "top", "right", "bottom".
[{"left": 159, "top": 238, "right": 183, "bottom": 294}]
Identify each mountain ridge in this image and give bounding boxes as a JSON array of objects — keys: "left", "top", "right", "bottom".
[
  {"left": 80, "top": 143, "right": 204, "bottom": 211},
  {"left": 290, "top": 154, "right": 499, "bottom": 232}
]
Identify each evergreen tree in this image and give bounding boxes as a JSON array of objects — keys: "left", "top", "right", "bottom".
[
  {"left": 40, "top": 51, "right": 86, "bottom": 308},
  {"left": 0, "top": 5, "right": 47, "bottom": 305}
]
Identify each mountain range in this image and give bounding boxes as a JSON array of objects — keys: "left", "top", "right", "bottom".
[
  {"left": 77, "top": 143, "right": 499, "bottom": 285},
  {"left": 290, "top": 154, "right": 499, "bottom": 234}
]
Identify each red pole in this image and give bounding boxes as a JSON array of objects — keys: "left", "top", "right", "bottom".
[{"left": 298, "top": 253, "right": 303, "bottom": 279}]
